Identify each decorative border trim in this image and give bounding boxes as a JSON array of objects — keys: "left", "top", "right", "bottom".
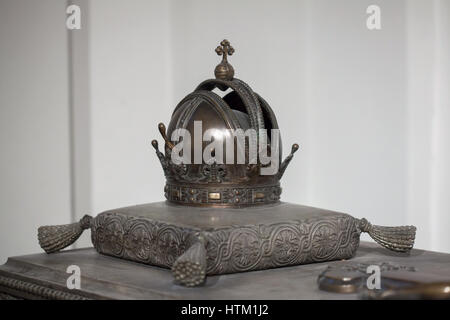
[
  {"left": 164, "top": 184, "right": 282, "bottom": 206},
  {"left": 0, "top": 275, "right": 89, "bottom": 300}
]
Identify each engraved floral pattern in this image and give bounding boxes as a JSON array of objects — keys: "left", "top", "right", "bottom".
[
  {"left": 229, "top": 229, "right": 262, "bottom": 271},
  {"left": 124, "top": 223, "right": 152, "bottom": 261},
  {"left": 272, "top": 227, "right": 301, "bottom": 264},
  {"left": 91, "top": 212, "right": 360, "bottom": 276},
  {"left": 311, "top": 223, "right": 339, "bottom": 261}
]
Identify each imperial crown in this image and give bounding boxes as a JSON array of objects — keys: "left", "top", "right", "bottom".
[{"left": 152, "top": 39, "right": 298, "bottom": 207}]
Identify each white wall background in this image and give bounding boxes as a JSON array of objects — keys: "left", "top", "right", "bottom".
[
  {"left": 1, "top": 0, "right": 449, "bottom": 263},
  {"left": 0, "top": 0, "right": 72, "bottom": 263}
]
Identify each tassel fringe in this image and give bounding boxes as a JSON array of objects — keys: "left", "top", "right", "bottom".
[
  {"left": 172, "top": 233, "right": 207, "bottom": 287},
  {"left": 358, "top": 218, "right": 416, "bottom": 253},
  {"left": 38, "top": 215, "right": 93, "bottom": 254}
]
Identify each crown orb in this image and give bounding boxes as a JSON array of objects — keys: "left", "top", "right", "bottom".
[{"left": 214, "top": 62, "right": 234, "bottom": 81}]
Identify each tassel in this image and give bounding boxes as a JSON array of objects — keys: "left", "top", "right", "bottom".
[
  {"left": 38, "top": 215, "right": 93, "bottom": 254},
  {"left": 172, "top": 233, "right": 207, "bottom": 287},
  {"left": 358, "top": 218, "right": 416, "bottom": 253}
]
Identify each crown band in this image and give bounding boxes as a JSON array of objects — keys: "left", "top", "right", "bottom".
[{"left": 164, "top": 184, "right": 282, "bottom": 206}]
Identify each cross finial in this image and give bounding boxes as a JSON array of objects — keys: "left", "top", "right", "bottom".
[
  {"left": 215, "top": 39, "right": 235, "bottom": 61},
  {"left": 214, "top": 39, "right": 235, "bottom": 81}
]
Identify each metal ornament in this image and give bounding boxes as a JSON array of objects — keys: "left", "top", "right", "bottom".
[
  {"left": 214, "top": 39, "right": 235, "bottom": 81},
  {"left": 318, "top": 261, "right": 450, "bottom": 299},
  {"left": 317, "top": 261, "right": 417, "bottom": 294},
  {"left": 37, "top": 40, "right": 417, "bottom": 287}
]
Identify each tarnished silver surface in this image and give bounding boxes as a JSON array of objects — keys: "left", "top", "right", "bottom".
[
  {"left": 37, "top": 201, "right": 415, "bottom": 285},
  {"left": 1, "top": 242, "right": 449, "bottom": 300},
  {"left": 318, "top": 260, "right": 450, "bottom": 299},
  {"left": 317, "top": 261, "right": 417, "bottom": 293},
  {"left": 90, "top": 202, "right": 360, "bottom": 276},
  {"left": 98, "top": 201, "right": 350, "bottom": 229}
]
